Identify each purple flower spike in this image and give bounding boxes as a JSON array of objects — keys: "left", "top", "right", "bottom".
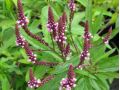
[
  {"left": 56, "top": 14, "right": 67, "bottom": 43},
  {"left": 24, "top": 42, "right": 37, "bottom": 64},
  {"left": 47, "top": 6, "right": 58, "bottom": 32},
  {"left": 60, "top": 64, "right": 76, "bottom": 90},
  {"left": 17, "top": 0, "right": 29, "bottom": 28},
  {"left": 28, "top": 68, "right": 54, "bottom": 88},
  {"left": 103, "top": 27, "right": 112, "bottom": 44},
  {"left": 15, "top": 24, "right": 25, "bottom": 47},
  {"left": 80, "top": 21, "right": 92, "bottom": 63},
  {"left": 15, "top": 24, "right": 37, "bottom": 63},
  {"left": 76, "top": 21, "right": 92, "bottom": 69},
  {"left": 68, "top": 0, "right": 76, "bottom": 12},
  {"left": 79, "top": 39, "right": 90, "bottom": 63},
  {"left": 64, "top": 44, "right": 70, "bottom": 58},
  {"left": 83, "top": 21, "right": 93, "bottom": 41},
  {"left": 28, "top": 68, "right": 41, "bottom": 88}
]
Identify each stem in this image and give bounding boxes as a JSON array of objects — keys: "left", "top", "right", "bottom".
[
  {"left": 32, "top": 49, "right": 52, "bottom": 52},
  {"left": 98, "top": 22, "right": 110, "bottom": 35},
  {"left": 23, "top": 27, "right": 65, "bottom": 62},
  {"left": 48, "top": 46, "right": 66, "bottom": 62}
]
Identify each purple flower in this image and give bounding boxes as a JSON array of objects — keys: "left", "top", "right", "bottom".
[
  {"left": 47, "top": 6, "right": 58, "bottom": 32},
  {"left": 76, "top": 21, "right": 92, "bottom": 69},
  {"left": 83, "top": 21, "right": 93, "bottom": 41},
  {"left": 28, "top": 68, "right": 54, "bottom": 88},
  {"left": 60, "top": 64, "right": 76, "bottom": 90},
  {"left": 17, "top": 0, "right": 29, "bottom": 28},
  {"left": 68, "top": 0, "right": 76, "bottom": 12},
  {"left": 16, "top": 23, "right": 58, "bottom": 66},
  {"left": 103, "top": 27, "right": 112, "bottom": 44},
  {"left": 63, "top": 44, "right": 70, "bottom": 58},
  {"left": 56, "top": 13, "right": 67, "bottom": 54},
  {"left": 24, "top": 42, "right": 37, "bottom": 63},
  {"left": 15, "top": 24, "right": 25, "bottom": 47},
  {"left": 28, "top": 68, "right": 41, "bottom": 88},
  {"left": 15, "top": 24, "right": 37, "bottom": 63}
]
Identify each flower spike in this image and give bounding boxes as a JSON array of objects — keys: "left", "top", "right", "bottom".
[
  {"left": 28, "top": 68, "right": 54, "bottom": 88},
  {"left": 64, "top": 44, "right": 70, "bottom": 58},
  {"left": 15, "top": 24, "right": 25, "bottom": 47},
  {"left": 17, "top": 0, "right": 49, "bottom": 47},
  {"left": 76, "top": 21, "right": 92, "bottom": 69},
  {"left": 47, "top": 6, "right": 58, "bottom": 40},
  {"left": 68, "top": 0, "right": 76, "bottom": 12},
  {"left": 60, "top": 64, "right": 76, "bottom": 90},
  {"left": 28, "top": 68, "right": 41, "bottom": 88},
  {"left": 17, "top": 0, "right": 29, "bottom": 28},
  {"left": 103, "top": 27, "right": 112, "bottom": 44}
]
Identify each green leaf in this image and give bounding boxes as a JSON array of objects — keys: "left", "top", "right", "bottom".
[
  {"left": 97, "top": 55, "right": 119, "bottom": 72},
  {"left": 90, "top": 44, "right": 106, "bottom": 62},
  {"left": 75, "top": 69, "right": 96, "bottom": 79},
  {"left": 37, "top": 72, "right": 65, "bottom": 90},
  {"left": 76, "top": 0, "right": 87, "bottom": 7},
  {"left": 71, "top": 12, "right": 85, "bottom": 35},
  {"left": 75, "top": 78, "right": 93, "bottom": 90},
  {"left": 0, "top": 19, "right": 15, "bottom": 30},
  {"left": 93, "top": 48, "right": 116, "bottom": 65},
  {"left": 89, "top": 78, "right": 101, "bottom": 90},
  {"left": 92, "top": 14, "right": 103, "bottom": 34},
  {"left": 0, "top": 74, "right": 10, "bottom": 90}
]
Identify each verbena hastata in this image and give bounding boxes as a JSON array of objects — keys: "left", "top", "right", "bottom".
[{"left": 15, "top": 0, "right": 113, "bottom": 89}]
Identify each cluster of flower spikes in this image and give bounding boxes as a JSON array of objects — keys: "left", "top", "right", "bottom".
[
  {"left": 60, "top": 64, "right": 76, "bottom": 90},
  {"left": 76, "top": 21, "right": 93, "bottom": 69},
  {"left": 15, "top": 23, "right": 58, "bottom": 66},
  {"left": 103, "top": 27, "right": 112, "bottom": 44},
  {"left": 17, "top": 0, "right": 49, "bottom": 46},
  {"left": 47, "top": 6, "right": 70, "bottom": 58},
  {"left": 28, "top": 68, "right": 54, "bottom": 88}
]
